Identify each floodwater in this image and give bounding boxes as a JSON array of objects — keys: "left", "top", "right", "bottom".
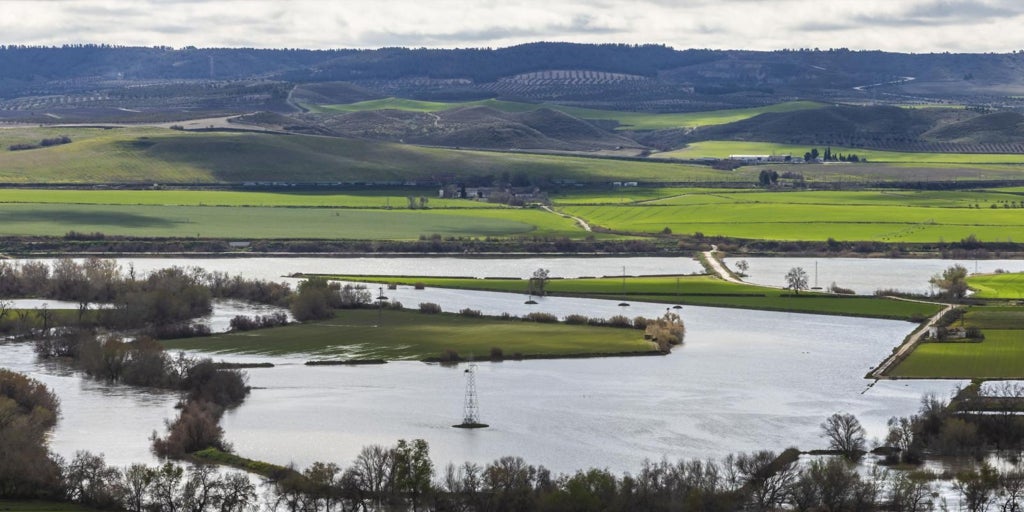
[
  {"left": 724, "top": 257, "right": 1024, "bottom": 295},
  {"left": 0, "top": 257, "right": 975, "bottom": 474},
  {"left": 24, "top": 256, "right": 705, "bottom": 284},
  {"left": 0, "top": 343, "right": 179, "bottom": 467},
  {"left": 211, "top": 304, "right": 961, "bottom": 474}
]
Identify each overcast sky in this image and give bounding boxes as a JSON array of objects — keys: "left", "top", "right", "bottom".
[{"left": 2, "top": 0, "right": 1021, "bottom": 53}]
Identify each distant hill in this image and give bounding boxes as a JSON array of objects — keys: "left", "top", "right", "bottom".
[
  {"left": 3, "top": 44, "right": 1024, "bottom": 116},
  {"left": 310, "top": 105, "right": 643, "bottom": 151}
]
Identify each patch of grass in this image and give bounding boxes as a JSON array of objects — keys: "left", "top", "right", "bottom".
[
  {"left": 893, "top": 305, "right": 1024, "bottom": 378},
  {"left": 967, "top": 273, "right": 1024, "bottom": 299},
  {"left": 891, "top": 330, "right": 1024, "bottom": 379},
  {"left": 311, "top": 98, "right": 827, "bottom": 130},
  {"left": 162, "top": 308, "right": 656, "bottom": 359},
  {"left": 0, "top": 203, "right": 587, "bottom": 240},
  {"left": 321, "top": 274, "right": 940, "bottom": 320},
  {"left": 190, "top": 447, "right": 288, "bottom": 478},
  {"left": 560, "top": 202, "right": 1024, "bottom": 242},
  {"left": 0, "top": 189, "right": 496, "bottom": 209},
  {"left": 0, "top": 126, "right": 734, "bottom": 184},
  {"left": 658, "top": 140, "right": 1024, "bottom": 165}
]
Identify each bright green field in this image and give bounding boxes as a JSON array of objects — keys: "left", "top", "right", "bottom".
[
  {"left": 320, "top": 274, "right": 941, "bottom": 320},
  {"left": 890, "top": 330, "right": 1024, "bottom": 378},
  {"left": 0, "top": 127, "right": 730, "bottom": 184},
  {"left": 637, "top": 189, "right": 1024, "bottom": 208},
  {"left": 561, "top": 203, "right": 1024, "bottom": 242},
  {"left": 0, "top": 189, "right": 497, "bottom": 209},
  {"left": 893, "top": 306, "right": 1024, "bottom": 378},
  {"left": 161, "top": 309, "right": 657, "bottom": 359},
  {"left": 658, "top": 141, "right": 1024, "bottom": 165},
  {"left": 0, "top": 203, "right": 585, "bottom": 239},
  {"left": 968, "top": 273, "right": 1024, "bottom": 299},
  {"left": 309, "top": 98, "right": 826, "bottom": 130}
]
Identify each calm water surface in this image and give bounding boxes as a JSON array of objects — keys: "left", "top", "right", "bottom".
[
  {"left": 0, "top": 257, "right": 971, "bottom": 474},
  {"left": 725, "top": 257, "right": 1024, "bottom": 295}
]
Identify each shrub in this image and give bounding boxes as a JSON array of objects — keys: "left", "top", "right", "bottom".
[
  {"left": 965, "top": 326, "right": 984, "bottom": 340},
  {"left": 419, "top": 302, "right": 442, "bottom": 314},
  {"left": 438, "top": 349, "right": 460, "bottom": 362},
  {"left": 386, "top": 300, "right": 404, "bottom": 310},
  {"left": 523, "top": 312, "right": 558, "bottom": 323},
  {"left": 632, "top": 316, "right": 650, "bottom": 330},
  {"left": 587, "top": 317, "right": 607, "bottom": 326},
  {"left": 828, "top": 282, "right": 856, "bottom": 295},
  {"left": 459, "top": 308, "right": 482, "bottom": 317},
  {"left": 414, "top": 282, "right": 426, "bottom": 290},
  {"left": 490, "top": 347, "right": 504, "bottom": 361},
  {"left": 606, "top": 315, "right": 633, "bottom": 328},
  {"left": 564, "top": 314, "right": 589, "bottom": 325}
]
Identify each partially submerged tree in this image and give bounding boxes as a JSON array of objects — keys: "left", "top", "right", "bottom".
[
  {"left": 930, "top": 264, "right": 969, "bottom": 300},
  {"left": 821, "top": 412, "right": 867, "bottom": 461},
  {"left": 785, "top": 267, "right": 809, "bottom": 294},
  {"left": 528, "top": 268, "right": 550, "bottom": 297}
]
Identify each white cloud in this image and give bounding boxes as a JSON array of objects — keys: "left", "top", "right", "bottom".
[{"left": 0, "top": 0, "right": 1021, "bottom": 52}]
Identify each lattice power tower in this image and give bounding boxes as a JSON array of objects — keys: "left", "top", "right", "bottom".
[{"left": 454, "top": 364, "right": 488, "bottom": 428}]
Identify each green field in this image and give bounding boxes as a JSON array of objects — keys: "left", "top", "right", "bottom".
[
  {"left": 0, "top": 189, "right": 497, "bottom": 209},
  {"left": 319, "top": 274, "right": 941, "bottom": 320},
  {"left": 0, "top": 203, "right": 586, "bottom": 239},
  {"left": 890, "top": 330, "right": 1024, "bottom": 379},
  {"left": 892, "top": 306, "right": 1024, "bottom": 378},
  {"left": 967, "top": 273, "right": 1024, "bottom": 299},
  {"left": 309, "top": 98, "right": 827, "bottom": 130},
  {"left": 560, "top": 202, "right": 1024, "bottom": 242},
  {"left": 658, "top": 141, "right": 1024, "bottom": 165},
  {"left": 162, "top": 308, "right": 657, "bottom": 359},
  {"left": 0, "top": 127, "right": 730, "bottom": 184}
]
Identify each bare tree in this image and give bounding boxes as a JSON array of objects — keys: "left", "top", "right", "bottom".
[
  {"left": 785, "top": 267, "right": 809, "bottom": 294},
  {"left": 735, "top": 260, "right": 750, "bottom": 276},
  {"left": 821, "top": 412, "right": 866, "bottom": 460},
  {"left": 529, "top": 268, "right": 550, "bottom": 297}
]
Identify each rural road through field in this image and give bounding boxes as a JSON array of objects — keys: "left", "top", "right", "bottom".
[
  {"left": 869, "top": 301, "right": 954, "bottom": 379},
  {"left": 541, "top": 206, "right": 592, "bottom": 232},
  {"left": 703, "top": 245, "right": 744, "bottom": 283}
]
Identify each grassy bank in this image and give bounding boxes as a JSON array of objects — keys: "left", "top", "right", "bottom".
[
  {"left": 0, "top": 127, "right": 731, "bottom": 184},
  {"left": 319, "top": 274, "right": 941, "bottom": 320},
  {"left": 162, "top": 308, "right": 657, "bottom": 359},
  {"left": 310, "top": 98, "right": 826, "bottom": 130},
  {"left": 890, "top": 306, "right": 1024, "bottom": 378},
  {"left": 0, "top": 203, "right": 589, "bottom": 240},
  {"left": 560, "top": 201, "right": 1024, "bottom": 242},
  {"left": 967, "top": 272, "right": 1024, "bottom": 299}
]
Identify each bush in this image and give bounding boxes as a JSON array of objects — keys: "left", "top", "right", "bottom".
[
  {"left": 965, "top": 326, "right": 984, "bottom": 340},
  {"left": 828, "top": 282, "right": 856, "bottom": 295},
  {"left": 147, "top": 323, "right": 212, "bottom": 340},
  {"left": 386, "top": 300, "right": 404, "bottom": 310},
  {"left": 438, "top": 349, "right": 460, "bottom": 362},
  {"left": 587, "top": 317, "right": 607, "bottom": 326},
  {"left": 632, "top": 316, "right": 650, "bottom": 330},
  {"left": 459, "top": 308, "right": 482, "bottom": 317},
  {"left": 414, "top": 282, "right": 426, "bottom": 290},
  {"left": 151, "top": 400, "right": 227, "bottom": 458},
  {"left": 564, "top": 314, "right": 589, "bottom": 325},
  {"left": 419, "top": 302, "right": 442, "bottom": 314},
  {"left": 490, "top": 347, "right": 504, "bottom": 361},
  {"left": 606, "top": 315, "right": 633, "bottom": 328},
  {"left": 523, "top": 312, "right": 558, "bottom": 323}
]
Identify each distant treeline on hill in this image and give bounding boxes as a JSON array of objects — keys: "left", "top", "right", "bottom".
[{"left": 2, "top": 43, "right": 1024, "bottom": 92}]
